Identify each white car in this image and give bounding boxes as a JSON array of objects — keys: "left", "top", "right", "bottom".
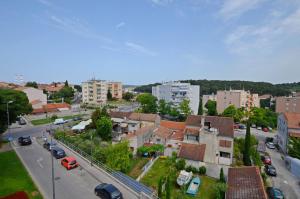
[
  {"left": 53, "top": 118, "right": 66, "bottom": 125},
  {"left": 257, "top": 127, "right": 262, "bottom": 130},
  {"left": 266, "top": 142, "right": 276, "bottom": 149}
]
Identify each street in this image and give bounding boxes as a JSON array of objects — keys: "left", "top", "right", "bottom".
[
  {"left": 235, "top": 128, "right": 300, "bottom": 199},
  {"left": 6, "top": 125, "right": 141, "bottom": 199}
]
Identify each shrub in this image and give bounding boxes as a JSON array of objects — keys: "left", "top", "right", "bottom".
[
  {"left": 51, "top": 114, "right": 58, "bottom": 120},
  {"left": 219, "top": 168, "right": 226, "bottom": 183},
  {"left": 175, "top": 159, "right": 186, "bottom": 171},
  {"left": 185, "top": 165, "right": 193, "bottom": 172},
  {"left": 199, "top": 166, "right": 206, "bottom": 175}
]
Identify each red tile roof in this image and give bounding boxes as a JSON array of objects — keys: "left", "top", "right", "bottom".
[
  {"left": 185, "top": 115, "right": 234, "bottom": 138},
  {"left": 289, "top": 132, "right": 300, "bottom": 138},
  {"left": 226, "top": 166, "right": 267, "bottom": 199},
  {"left": 284, "top": 113, "right": 300, "bottom": 129},
  {"left": 184, "top": 127, "right": 200, "bottom": 136},
  {"left": 178, "top": 143, "right": 206, "bottom": 162},
  {"left": 170, "top": 130, "right": 184, "bottom": 141},
  {"left": 32, "top": 103, "right": 70, "bottom": 114},
  {"left": 109, "top": 111, "right": 132, "bottom": 119},
  {"left": 160, "top": 120, "right": 186, "bottom": 130},
  {"left": 154, "top": 126, "right": 173, "bottom": 139}
]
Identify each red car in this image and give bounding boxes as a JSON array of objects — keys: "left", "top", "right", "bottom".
[
  {"left": 261, "top": 155, "right": 272, "bottom": 165},
  {"left": 263, "top": 128, "right": 269, "bottom": 132},
  {"left": 61, "top": 157, "right": 79, "bottom": 170}
]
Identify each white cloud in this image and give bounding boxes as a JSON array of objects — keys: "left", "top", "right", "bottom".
[
  {"left": 49, "top": 15, "right": 111, "bottom": 43},
  {"left": 150, "top": 0, "right": 174, "bottom": 6},
  {"left": 218, "top": 0, "right": 266, "bottom": 20},
  {"left": 125, "top": 42, "right": 157, "bottom": 56},
  {"left": 115, "top": 22, "right": 125, "bottom": 29},
  {"left": 225, "top": 8, "right": 300, "bottom": 54},
  {"left": 36, "top": 0, "right": 52, "bottom": 6}
]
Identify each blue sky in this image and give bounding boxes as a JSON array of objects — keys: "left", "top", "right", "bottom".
[{"left": 1, "top": 0, "right": 300, "bottom": 85}]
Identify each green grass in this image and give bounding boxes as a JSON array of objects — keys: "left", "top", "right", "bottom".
[
  {"left": 0, "top": 151, "right": 42, "bottom": 199},
  {"left": 126, "top": 157, "right": 149, "bottom": 179},
  {"left": 31, "top": 114, "right": 84, "bottom": 125},
  {"left": 141, "top": 159, "right": 218, "bottom": 199}
]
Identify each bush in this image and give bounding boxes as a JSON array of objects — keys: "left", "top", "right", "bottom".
[
  {"left": 198, "top": 166, "right": 206, "bottom": 175},
  {"left": 175, "top": 159, "right": 186, "bottom": 171},
  {"left": 51, "top": 114, "right": 58, "bottom": 120},
  {"left": 185, "top": 165, "right": 197, "bottom": 173}
]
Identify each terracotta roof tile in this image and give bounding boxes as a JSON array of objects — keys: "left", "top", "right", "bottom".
[
  {"left": 109, "top": 111, "right": 132, "bottom": 119},
  {"left": 184, "top": 127, "right": 200, "bottom": 136},
  {"left": 178, "top": 143, "right": 206, "bottom": 161},
  {"left": 160, "top": 120, "right": 186, "bottom": 130},
  {"left": 226, "top": 166, "right": 267, "bottom": 199},
  {"left": 284, "top": 113, "right": 300, "bottom": 129},
  {"left": 154, "top": 126, "right": 172, "bottom": 139}
]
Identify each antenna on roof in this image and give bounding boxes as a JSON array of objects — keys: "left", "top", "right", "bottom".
[{"left": 14, "top": 74, "right": 24, "bottom": 85}]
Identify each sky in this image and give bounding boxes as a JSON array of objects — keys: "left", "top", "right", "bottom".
[{"left": 1, "top": 0, "right": 300, "bottom": 85}]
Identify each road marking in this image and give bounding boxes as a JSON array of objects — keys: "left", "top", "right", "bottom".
[{"left": 37, "top": 158, "right": 44, "bottom": 168}]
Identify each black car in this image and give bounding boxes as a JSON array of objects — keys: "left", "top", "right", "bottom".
[
  {"left": 265, "top": 137, "right": 274, "bottom": 144},
  {"left": 18, "top": 136, "right": 32, "bottom": 146},
  {"left": 266, "top": 187, "right": 284, "bottom": 199},
  {"left": 51, "top": 147, "right": 66, "bottom": 159},
  {"left": 94, "top": 183, "right": 123, "bottom": 199},
  {"left": 265, "top": 165, "right": 277, "bottom": 176},
  {"left": 43, "top": 141, "right": 57, "bottom": 151},
  {"left": 73, "top": 117, "right": 82, "bottom": 121},
  {"left": 18, "top": 118, "right": 26, "bottom": 125}
]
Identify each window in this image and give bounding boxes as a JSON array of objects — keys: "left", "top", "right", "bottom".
[{"left": 220, "top": 151, "right": 230, "bottom": 158}]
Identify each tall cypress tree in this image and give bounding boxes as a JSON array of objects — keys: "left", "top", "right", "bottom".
[
  {"left": 243, "top": 121, "right": 251, "bottom": 166},
  {"left": 165, "top": 176, "right": 171, "bottom": 199},
  {"left": 157, "top": 177, "right": 163, "bottom": 198}
]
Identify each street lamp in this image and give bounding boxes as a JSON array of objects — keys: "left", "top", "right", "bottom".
[
  {"left": 6, "top": 101, "right": 13, "bottom": 141},
  {"left": 90, "top": 132, "right": 93, "bottom": 166}
]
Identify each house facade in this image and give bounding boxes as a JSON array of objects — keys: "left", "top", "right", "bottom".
[
  {"left": 277, "top": 112, "right": 300, "bottom": 154},
  {"left": 276, "top": 96, "right": 300, "bottom": 114}
]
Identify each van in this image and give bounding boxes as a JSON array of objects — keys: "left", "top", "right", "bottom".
[{"left": 53, "top": 118, "right": 65, "bottom": 125}]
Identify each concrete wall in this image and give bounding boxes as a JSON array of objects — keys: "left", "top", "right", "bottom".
[
  {"left": 23, "top": 87, "right": 47, "bottom": 105},
  {"left": 277, "top": 114, "right": 288, "bottom": 153}
]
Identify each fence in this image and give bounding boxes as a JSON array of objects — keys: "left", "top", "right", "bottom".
[
  {"left": 57, "top": 138, "right": 159, "bottom": 199},
  {"left": 136, "top": 156, "right": 159, "bottom": 182}
]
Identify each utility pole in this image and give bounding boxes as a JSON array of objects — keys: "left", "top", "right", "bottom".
[
  {"left": 50, "top": 125, "right": 56, "bottom": 199},
  {"left": 6, "top": 101, "right": 13, "bottom": 141},
  {"left": 90, "top": 132, "right": 93, "bottom": 166}
]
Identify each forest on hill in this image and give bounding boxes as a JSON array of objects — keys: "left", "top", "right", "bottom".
[{"left": 134, "top": 80, "right": 300, "bottom": 96}]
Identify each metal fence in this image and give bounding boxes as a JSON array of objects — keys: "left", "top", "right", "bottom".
[{"left": 57, "top": 138, "right": 159, "bottom": 199}]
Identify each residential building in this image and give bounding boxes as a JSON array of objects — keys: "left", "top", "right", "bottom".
[
  {"left": 216, "top": 89, "right": 259, "bottom": 113},
  {"left": 226, "top": 166, "right": 267, "bottom": 199},
  {"left": 32, "top": 103, "right": 71, "bottom": 114},
  {"left": 202, "top": 93, "right": 216, "bottom": 113},
  {"left": 152, "top": 82, "right": 200, "bottom": 115},
  {"left": 177, "top": 115, "right": 234, "bottom": 167},
  {"left": 277, "top": 112, "right": 300, "bottom": 154},
  {"left": 38, "top": 83, "right": 64, "bottom": 95},
  {"left": 108, "top": 82, "right": 123, "bottom": 99},
  {"left": 82, "top": 80, "right": 108, "bottom": 105},
  {"left": 15, "top": 87, "right": 47, "bottom": 109},
  {"left": 276, "top": 96, "right": 300, "bottom": 114}
]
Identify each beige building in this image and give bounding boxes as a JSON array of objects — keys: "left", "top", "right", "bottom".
[
  {"left": 108, "top": 82, "right": 122, "bottom": 99},
  {"left": 82, "top": 80, "right": 108, "bottom": 105},
  {"left": 276, "top": 96, "right": 300, "bottom": 114},
  {"left": 216, "top": 89, "right": 259, "bottom": 113},
  {"left": 15, "top": 87, "right": 47, "bottom": 109}
]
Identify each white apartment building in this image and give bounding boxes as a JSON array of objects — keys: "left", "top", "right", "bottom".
[
  {"left": 82, "top": 80, "right": 108, "bottom": 105},
  {"left": 216, "top": 89, "right": 259, "bottom": 114},
  {"left": 152, "top": 82, "right": 200, "bottom": 115}
]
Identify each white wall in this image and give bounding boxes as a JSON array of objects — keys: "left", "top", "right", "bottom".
[{"left": 23, "top": 87, "right": 47, "bottom": 105}]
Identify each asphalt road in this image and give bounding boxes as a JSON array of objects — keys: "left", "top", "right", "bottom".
[
  {"left": 235, "top": 128, "right": 300, "bottom": 199},
  {"left": 6, "top": 125, "right": 140, "bottom": 199}
]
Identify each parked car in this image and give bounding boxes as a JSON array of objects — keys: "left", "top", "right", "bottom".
[
  {"left": 18, "top": 136, "right": 32, "bottom": 146},
  {"left": 51, "top": 147, "right": 66, "bottom": 159},
  {"left": 43, "top": 141, "right": 57, "bottom": 151},
  {"left": 73, "top": 117, "right": 82, "bottom": 121},
  {"left": 18, "top": 118, "right": 26, "bottom": 125},
  {"left": 261, "top": 155, "right": 272, "bottom": 165},
  {"left": 265, "top": 165, "right": 277, "bottom": 176},
  {"left": 251, "top": 124, "right": 256, "bottom": 128},
  {"left": 263, "top": 127, "right": 269, "bottom": 132},
  {"left": 265, "top": 137, "right": 274, "bottom": 144},
  {"left": 257, "top": 127, "right": 262, "bottom": 130},
  {"left": 94, "top": 183, "right": 123, "bottom": 199},
  {"left": 61, "top": 157, "right": 79, "bottom": 170},
  {"left": 239, "top": 124, "right": 246, "bottom": 129},
  {"left": 266, "top": 187, "right": 284, "bottom": 199},
  {"left": 53, "top": 118, "right": 66, "bottom": 125},
  {"left": 266, "top": 142, "right": 276, "bottom": 149},
  {"left": 268, "top": 127, "right": 273, "bottom": 132}
]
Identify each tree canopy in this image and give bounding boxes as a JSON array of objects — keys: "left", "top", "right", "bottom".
[
  {"left": 122, "top": 92, "right": 134, "bottom": 101},
  {"left": 107, "top": 89, "right": 112, "bottom": 101},
  {"left": 136, "top": 93, "right": 157, "bottom": 113},
  {"left": 0, "top": 89, "right": 32, "bottom": 133},
  {"left": 222, "top": 105, "right": 244, "bottom": 122},
  {"left": 179, "top": 99, "right": 192, "bottom": 117},
  {"left": 25, "top": 81, "right": 38, "bottom": 88},
  {"left": 288, "top": 137, "right": 300, "bottom": 159},
  {"left": 205, "top": 100, "right": 217, "bottom": 116},
  {"left": 96, "top": 116, "right": 112, "bottom": 141}
]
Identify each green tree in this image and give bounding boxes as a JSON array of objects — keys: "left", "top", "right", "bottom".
[
  {"left": 205, "top": 100, "right": 217, "bottom": 116},
  {"left": 198, "top": 98, "right": 203, "bottom": 115},
  {"left": 175, "top": 159, "right": 186, "bottom": 171},
  {"left": 214, "top": 183, "right": 227, "bottom": 199},
  {"left": 243, "top": 122, "right": 251, "bottom": 166},
  {"left": 51, "top": 86, "right": 74, "bottom": 104},
  {"left": 0, "top": 89, "right": 32, "bottom": 133},
  {"left": 96, "top": 116, "right": 112, "bottom": 141},
  {"left": 219, "top": 168, "right": 226, "bottom": 183},
  {"left": 158, "top": 99, "right": 171, "bottom": 115},
  {"left": 105, "top": 141, "right": 131, "bottom": 172},
  {"left": 122, "top": 92, "right": 134, "bottom": 101},
  {"left": 136, "top": 93, "right": 157, "bottom": 113},
  {"left": 64, "top": 80, "right": 69, "bottom": 87},
  {"left": 288, "top": 137, "right": 300, "bottom": 159},
  {"left": 74, "top": 85, "right": 82, "bottom": 92},
  {"left": 25, "top": 81, "right": 38, "bottom": 88},
  {"left": 222, "top": 105, "right": 244, "bottom": 122},
  {"left": 179, "top": 99, "right": 192, "bottom": 117},
  {"left": 107, "top": 89, "right": 112, "bottom": 101},
  {"left": 91, "top": 107, "right": 109, "bottom": 128}
]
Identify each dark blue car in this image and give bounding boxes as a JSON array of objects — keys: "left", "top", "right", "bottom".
[{"left": 94, "top": 183, "right": 123, "bottom": 199}]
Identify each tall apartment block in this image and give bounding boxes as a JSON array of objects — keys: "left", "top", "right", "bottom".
[
  {"left": 276, "top": 96, "right": 300, "bottom": 114},
  {"left": 152, "top": 82, "right": 200, "bottom": 115},
  {"left": 216, "top": 89, "right": 259, "bottom": 113},
  {"left": 82, "top": 80, "right": 123, "bottom": 105},
  {"left": 108, "top": 82, "right": 123, "bottom": 99}
]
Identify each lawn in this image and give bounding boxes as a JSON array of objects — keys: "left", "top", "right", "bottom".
[
  {"left": 126, "top": 157, "right": 149, "bottom": 179},
  {"left": 0, "top": 151, "right": 42, "bottom": 199},
  {"left": 141, "top": 159, "right": 218, "bottom": 199},
  {"left": 31, "top": 114, "right": 84, "bottom": 125}
]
